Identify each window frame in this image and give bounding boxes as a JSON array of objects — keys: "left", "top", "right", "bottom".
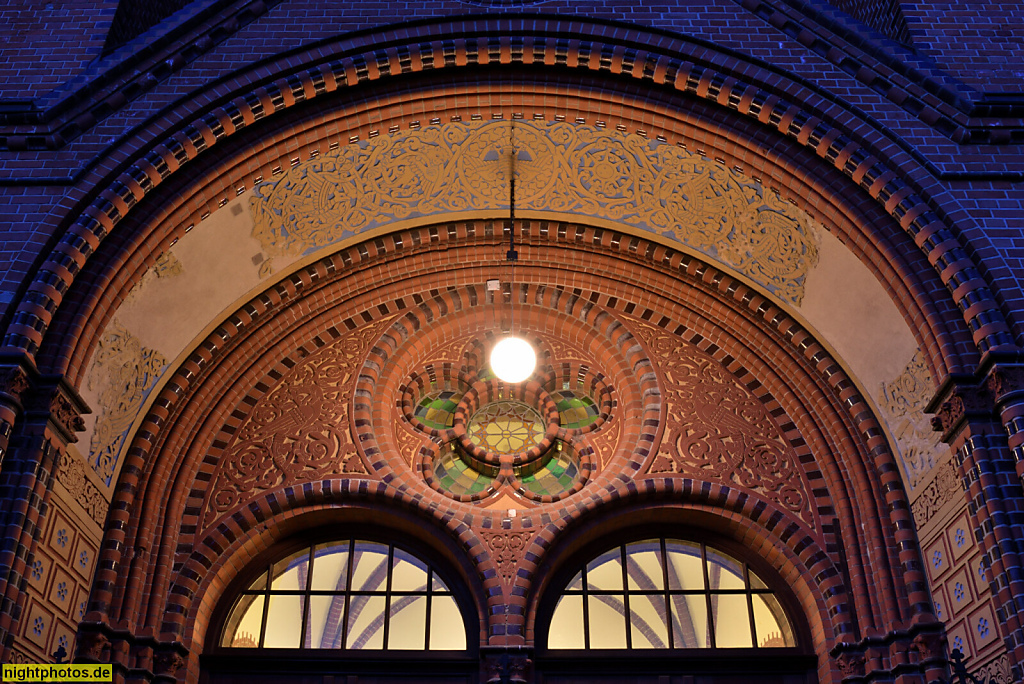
[
  {"left": 534, "top": 527, "right": 816, "bottom": 679},
  {"left": 204, "top": 527, "right": 478, "bottom": 666}
]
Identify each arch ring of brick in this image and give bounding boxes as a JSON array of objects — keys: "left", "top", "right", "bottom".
[
  {"left": 4, "top": 16, "right": 1016, "bottom": 376},
  {"left": 78, "top": 225, "right": 942, "bottom": 681},
  {"left": 47, "top": 76, "right": 974, "bottom": 396}
]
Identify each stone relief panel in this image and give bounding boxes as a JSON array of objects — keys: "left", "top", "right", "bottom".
[
  {"left": 250, "top": 120, "right": 819, "bottom": 304},
  {"left": 85, "top": 319, "right": 169, "bottom": 486},
  {"left": 910, "top": 459, "right": 961, "bottom": 531},
  {"left": 54, "top": 451, "right": 109, "bottom": 527},
  {"left": 973, "top": 654, "right": 1012, "bottom": 684},
  {"left": 631, "top": 320, "right": 815, "bottom": 528},
  {"left": 877, "top": 351, "right": 945, "bottom": 491},
  {"left": 479, "top": 529, "right": 537, "bottom": 586},
  {"left": 201, "top": 317, "right": 395, "bottom": 530}
]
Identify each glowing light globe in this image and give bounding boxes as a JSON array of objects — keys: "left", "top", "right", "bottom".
[{"left": 490, "top": 337, "right": 536, "bottom": 383}]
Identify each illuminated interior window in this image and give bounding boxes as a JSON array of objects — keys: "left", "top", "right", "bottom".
[
  {"left": 221, "top": 540, "right": 467, "bottom": 651},
  {"left": 518, "top": 445, "right": 581, "bottom": 497},
  {"left": 433, "top": 446, "right": 492, "bottom": 496},
  {"left": 554, "top": 390, "right": 600, "bottom": 429},
  {"left": 414, "top": 390, "right": 461, "bottom": 430},
  {"left": 548, "top": 539, "right": 796, "bottom": 650}
]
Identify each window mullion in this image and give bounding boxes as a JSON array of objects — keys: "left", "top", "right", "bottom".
[
  {"left": 661, "top": 538, "right": 673, "bottom": 650},
  {"left": 258, "top": 562, "right": 270, "bottom": 648},
  {"left": 425, "top": 567, "right": 433, "bottom": 650},
  {"left": 342, "top": 538, "right": 356, "bottom": 649},
  {"left": 582, "top": 565, "right": 591, "bottom": 650},
  {"left": 383, "top": 544, "right": 394, "bottom": 649},
  {"left": 621, "top": 544, "right": 631, "bottom": 650},
  {"left": 702, "top": 543, "right": 716, "bottom": 648}
]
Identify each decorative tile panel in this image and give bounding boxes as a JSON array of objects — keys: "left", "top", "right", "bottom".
[{"left": 947, "top": 567, "right": 974, "bottom": 616}]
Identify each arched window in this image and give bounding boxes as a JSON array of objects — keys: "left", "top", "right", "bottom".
[
  {"left": 546, "top": 538, "right": 796, "bottom": 651},
  {"left": 219, "top": 539, "right": 467, "bottom": 651}
]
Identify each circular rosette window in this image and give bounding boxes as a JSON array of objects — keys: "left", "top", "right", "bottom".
[
  {"left": 399, "top": 348, "right": 617, "bottom": 503},
  {"left": 452, "top": 379, "right": 561, "bottom": 474}
]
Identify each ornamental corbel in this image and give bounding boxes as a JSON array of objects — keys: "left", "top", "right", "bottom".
[
  {"left": 23, "top": 376, "right": 91, "bottom": 445},
  {"left": 0, "top": 365, "right": 31, "bottom": 405},
  {"left": 985, "top": 364, "right": 1024, "bottom": 405},
  {"left": 926, "top": 374, "right": 995, "bottom": 443}
]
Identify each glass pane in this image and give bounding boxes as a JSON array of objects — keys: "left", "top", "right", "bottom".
[
  {"left": 629, "top": 593, "right": 669, "bottom": 648},
  {"left": 706, "top": 549, "right": 746, "bottom": 591},
  {"left": 587, "top": 548, "right": 623, "bottom": 591},
  {"left": 670, "top": 594, "right": 710, "bottom": 648},
  {"left": 271, "top": 548, "right": 309, "bottom": 591},
  {"left": 222, "top": 593, "right": 264, "bottom": 647},
  {"left": 749, "top": 570, "right": 769, "bottom": 591},
  {"left": 588, "top": 595, "right": 627, "bottom": 648},
  {"left": 665, "top": 541, "right": 704, "bottom": 590},
  {"left": 388, "top": 595, "right": 427, "bottom": 649},
  {"left": 346, "top": 595, "right": 386, "bottom": 649},
  {"left": 311, "top": 542, "right": 349, "bottom": 591},
  {"left": 625, "top": 540, "right": 664, "bottom": 590},
  {"left": 565, "top": 571, "right": 583, "bottom": 591},
  {"left": 350, "top": 541, "right": 390, "bottom": 592},
  {"left": 392, "top": 548, "right": 429, "bottom": 592},
  {"left": 752, "top": 593, "right": 795, "bottom": 647},
  {"left": 306, "top": 595, "right": 346, "bottom": 649},
  {"left": 711, "top": 594, "right": 752, "bottom": 647},
  {"left": 548, "top": 595, "right": 585, "bottom": 649},
  {"left": 263, "top": 594, "right": 305, "bottom": 648},
  {"left": 429, "top": 595, "right": 467, "bottom": 650}
]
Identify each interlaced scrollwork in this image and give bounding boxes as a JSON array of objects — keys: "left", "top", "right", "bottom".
[
  {"left": 202, "top": 318, "right": 394, "bottom": 530},
  {"left": 634, "top": 321, "right": 814, "bottom": 526},
  {"left": 251, "top": 120, "right": 818, "bottom": 304}
]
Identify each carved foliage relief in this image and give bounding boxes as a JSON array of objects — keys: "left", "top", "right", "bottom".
[
  {"left": 480, "top": 530, "right": 536, "bottom": 586},
  {"left": 55, "top": 452, "right": 110, "bottom": 526},
  {"left": 910, "top": 459, "right": 961, "bottom": 530},
  {"left": 87, "top": 320, "right": 169, "bottom": 485},
  {"left": 251, "top": 121, "right": 818, "bottom": 304},
  {"left": 201, "top": 318, "right": 394, "bottom": 530},
  {"left": 633, "top": 321, "right": 814, "bottom": 527},
  {"left": 877, "top": 352, "right": 944, "bottom": 490}
]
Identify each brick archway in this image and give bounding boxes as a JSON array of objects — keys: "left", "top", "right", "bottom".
[
  {"left": 75, "top": 221, "right": 943, "bottom": 681},
  {"left": 4, "top": 18, "right": 1007, "bottom": 384}
]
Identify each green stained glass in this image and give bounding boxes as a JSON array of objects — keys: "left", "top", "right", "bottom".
[
  {"left": 414, "top": 391, "right": 460, "bottom": 430},
  {"left": 433, "top": 448, "right": 490, "bottom": 496},
  {"left": 555, "top": 390, "right": 600, "bottom": 429},
  {"left": 519, "top": 447, "right": 580, "bottom": 497},
  {"left": 468, "top": 401, "right": 545, "bottom": 455}
]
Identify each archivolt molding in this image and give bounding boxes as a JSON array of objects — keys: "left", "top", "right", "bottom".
[
  {"left": 4, "top": 20, "right": 1009, "bottom": 380},
  {"left": 250, "top": 120, "right": 818, "bottom": 305},
  {"left": 90, "top": 221, "right": 933, "bottom": 649}
]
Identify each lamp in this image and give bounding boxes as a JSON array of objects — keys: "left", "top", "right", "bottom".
[{"left": 489, "top": 121, "right": 536, "bottom": 384}]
